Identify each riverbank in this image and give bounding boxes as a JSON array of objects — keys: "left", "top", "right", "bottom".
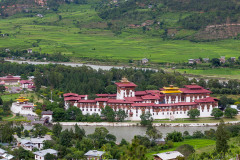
[{"left": 55, "top": 120, "right": 240, "bottom": 127}]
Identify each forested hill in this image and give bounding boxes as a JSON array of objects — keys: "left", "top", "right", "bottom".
[
  {"left": 96, "top": 0, "right": 240, "bottom": 40},
  {"left": 1, "top": 0, "right": 240, "bottom": 40}
]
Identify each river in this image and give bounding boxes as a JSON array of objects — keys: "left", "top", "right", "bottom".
[
  {"left": 25, "top": 125, "right": 216, "bottom": 142},
  {"left": 5, "top": 59, "right": 230, "bottom": 83}
]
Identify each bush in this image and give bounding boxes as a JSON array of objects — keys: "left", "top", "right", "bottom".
[
  {"left": 224, "top": 108, "right": 238, "bottom": 118},
  {"left": 167, "top": 131, "right": 183, "bottom": 142}
]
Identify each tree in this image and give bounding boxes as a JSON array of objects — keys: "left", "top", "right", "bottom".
[
  {"left": 0, "top": 97, "right": 3, "bottom": 105},
  {"left": 176, "top": 144, "right": 195, "bottom": 158},
  {"left": 140, "top": 111, "right": 153, "bottom": 126},
  {"left": 52, "top": 122, "right": 62, "bottom": 137},
  {"left": 44, "top": 153, "right": 57, "bottom": 160},
  {"left": 146, "top": 125, "right": 162, "bottom": 140},
  {"left": 35, "top": 109, "right": 42, "bottom": 118},
  {"left": 12, "top": 147, "right": 34, "bottom": 160},
  {"left": 24, "top": 130, "right": 29, "bottom": 137},
  {"left": 192, "top": 131, "right": 204, "bottom": 138},
  {"left": 167, "top": 131, "right": 183, "bottom": 142},
  {"left": 101, "top": 106, "right": 116, "bottom": 122},
  {"left": 211, "top": 58, "right": 221, "bottom": 67},
  {"left": 0, "top": 85, "right": 5, "bottom": 93},
  {"left": 116, "top": 109, "right": 127, "bottom": 122},
  {"left": 216, "top": 120, "right": 229, "bottom": 155},
  {"left": 187, "top": 109, "right": 200, "bottom": 119},
  {"left": 120, "top": 136, "right": 148, "bottom": 160},
  {"left": 74, "top": 124, "right": 85, "bottom": 141},
  {"left": 65, "top": 106, "right": 82, "bottom": 121},
  {"left": 59, "top": 129, "right": 73, "bottom": 147},
  {"left": 53, "top": 108, "right": 66, "bottom": 121},
  {"left": 211, "top": 108, "right": 223, "bottom": 119},
  {"left": 32, "top": 124, "right": 49, "bottom": 137},
  {"left": 224, "top": 107, "right": 238, "bottom": 118}
]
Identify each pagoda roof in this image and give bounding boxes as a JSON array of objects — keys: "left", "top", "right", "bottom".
[
  {"left": 160, "top": 85, "right": 182, "bottom": 94},
  {"left": 141, "top": 95, "right": 160, "bottom": 100},
  {"left": 132, "top": 103, "right": 155, "bottom": 107},
  {"left": 63, "top": 93, "right": 79, "bottom": 97},
  {"left": 180, "top": 88, "right": 211, "bottom": 94},
  {"left": 195, "top": 97, "right": 218, "bottom": 103},
  {"left": 135, "top": 91, "right": 147, "bottom": 96},
  {"left": 78, "top": 100, "right": 96, "bottom": 103},
  {"left": 20, "top": 80, "right": 33, "bottom": 84},
  {"left": 107, "top": 99, "right": 133, "bottom": 104},
  {"left": 95, "top": 98, "right": 109, "bottom": 101},
  {"left": 64, "top": 97, "right": 79, "bottom": 101},
  {"left": 115, "top": 82, "right": 137, "bottom": 87},
  {"left": 184, "top": 84, "right": 203, "bottom": 89},
  {"left": 124, "top": 97, "right": 143, "bottom": 102},
  {"left": 154, "top": 102, "right": 197, "bottom": 107}
]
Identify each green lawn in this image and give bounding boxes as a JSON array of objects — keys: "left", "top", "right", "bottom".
[
  {"left": 146, "top": 139, "right": 216, "bottom": 159},
  {"left": 153, "top": 116, "right": 240, "bottom": 123},
  {"left": 1, "top": 4, "right": 240, "bottom": 64},
  {"left": 1, "top": 94, "right": 20, "bottom": 102},
  {"left": 175, "top": 68, "right": 240, "bottom": 79}
]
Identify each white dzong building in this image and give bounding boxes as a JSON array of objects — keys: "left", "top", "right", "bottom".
[{"left": 64, "top": 78, "right": 218, "bottom": 120}]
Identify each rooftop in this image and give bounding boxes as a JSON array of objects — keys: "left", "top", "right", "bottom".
[
  {"left": 33, "top": 149, "right": 58, "bottom": 157},
  {"left": 84, "top": 150, "right": 105, "bottom": 157},
  {"left": 154, "top": 151, "right": 184, "bottom": 160}
]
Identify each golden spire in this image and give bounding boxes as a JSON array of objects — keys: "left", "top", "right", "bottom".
[{"left": 121, "top": 77, "right": 129, "bottom": 83}]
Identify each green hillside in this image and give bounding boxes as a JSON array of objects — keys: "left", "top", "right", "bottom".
[{"left": 0, "top": 0, "right": 240, "bottom": 63}]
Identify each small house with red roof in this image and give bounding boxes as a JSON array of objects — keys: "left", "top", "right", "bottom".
[
  {"left": 20, "top": 80, "right": 34, "bottom": 89},
  {"left": 0, "top": 75, "right": 21, "bottom": 85}
]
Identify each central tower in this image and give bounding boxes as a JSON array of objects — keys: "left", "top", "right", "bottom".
[{"left": 115, "top": 77, "right": 137, "bottom": 100}]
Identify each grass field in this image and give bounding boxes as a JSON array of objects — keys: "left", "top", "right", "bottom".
[
  {"left": 153, "top": 115, "right": 240, "bottom": 123},
  {"left": 146, "top": 139, "right": 216, "bottom": 159},
  {"left": 1, "top": 4, "right": 240, "bottom": 64},
  {"left": 175, "top": 68, "right": 240, "bottom": 79},
  {"left": 1, "top": 93, "right": 20, "bottom": 102}
]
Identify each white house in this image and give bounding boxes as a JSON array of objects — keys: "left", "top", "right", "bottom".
[
  {"left": 84, "top": 150, "right": 105, "bottom": 160},
  {"left": 0, "top": 148, "right": 14, "bottom": 160},
  {"left": 34, "top": 149, "right": 58, "bottom": 160},
  {"left": 153, "top": 151, "right": 184, "bottom": 160},
  {"left": 41, "top": 111, "right": 53, "bottom": 123},
  {"left": 17, "top": 137, "right": 50, "bottom": 151}
]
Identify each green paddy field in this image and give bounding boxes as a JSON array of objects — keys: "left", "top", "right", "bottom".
[{"left": 0, "top": 4, "right": 240, "bottom": 63}]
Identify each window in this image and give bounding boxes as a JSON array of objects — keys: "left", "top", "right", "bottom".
[{"left": 82, "top": 109, "right": 84, "bottom": 111}]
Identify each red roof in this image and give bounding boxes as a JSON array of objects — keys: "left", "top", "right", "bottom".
[
  {"left": 184, "top": 85, "right": 203, "bottom": 89},
  {"left": 108, "top": 94, "right": 116, "bottom": 97},
  {"left": 96, "top": 94, "right": 109, "bottom": 97},
  {"left": 28, "top": 85, "right": 36, "bottom": 89},
  {"left": 63, "top": 93, "right": 79, "bottom": 97},
  {"left": 78, "top": 95, "right": 87, "bottom": 98},
  {"left": 0, "top": 77, "right": 21, "bottom": 80},
  {"left": 145, "top": 90, "right": 160, "bottom": 94},
  {"left": 95, "top": 98, "right": 109, "bottom": 101},
  {"left": 154, "top": 102, "right": 197, "bottom": 107},
  {"left": 20, "top": 80, "right": 33, "bottom": 84},
  {"left": 115, "top": 82, "right": 137, "bottom": 87},
  {"left": 107, "top": 99, "right": 133, "bottom": 104},
  {"left": 78, "top": 100, "right": 96, "bottom": 103},
  {"left": 141, "top": 95, "right": 160, "bottom": 100},
  {"left": 124, "top": 97, "right": 143, "bottom": 102},
  {"left": 64, "top": 97, "right": 80, "bottom": 101},
  {"left": 23, "top": 106, "right": 33, "bottom": 108},
  {"left": 135, "top": 91, "right": 147, "bottom": 96},
  {"left": 195, "top": 97, "right": 218, "bottom": 103},
  {"left": 132, "top": 103, "right": 155, "bottom": 107},
  {"left": 180, "top": 88, "right": 211, "bottom": 94}
]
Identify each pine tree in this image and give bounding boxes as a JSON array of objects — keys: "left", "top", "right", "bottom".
[
  {"left": 216, "top": 120, "right": 229, "bottom": 156},
  {"left": 0, "top": 97, "right": 3, "bottom": 105}
]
